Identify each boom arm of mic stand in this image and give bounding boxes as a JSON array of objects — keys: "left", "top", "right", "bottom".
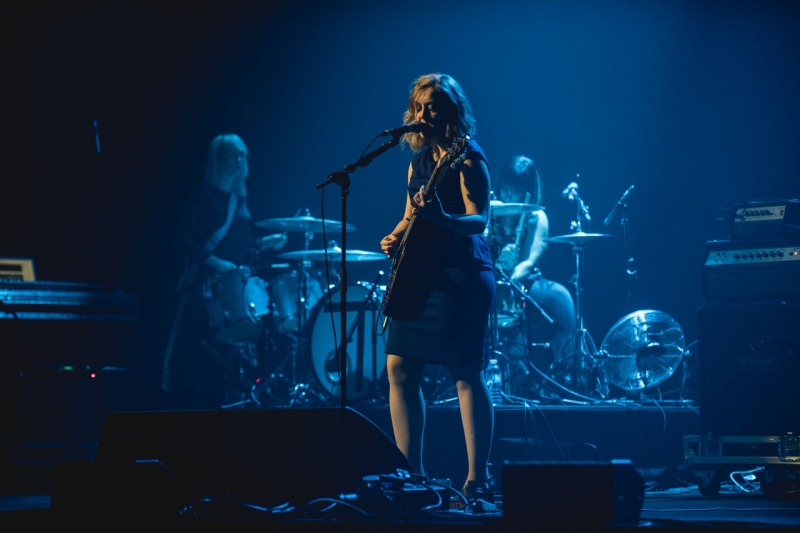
[
  {"left": 315, "top": 136, "right": 402, "bottom": 190},
  {"left": 494, "top": 265, "right": 554, "bottom": 324}
]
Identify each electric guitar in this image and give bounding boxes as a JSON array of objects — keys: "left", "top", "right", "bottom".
[{"left": 379, "top": 136, "right": 470, "bottom": 331}]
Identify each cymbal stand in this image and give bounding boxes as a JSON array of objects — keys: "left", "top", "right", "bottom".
[
  {"left": 559, "top": 184, "right": 607, "bottom": 399},
  {"left": 289, "top": 209, "right": 317, "bottom": 404},
  {"left": 620, "top": 201, "right": 637, "bottom": 302}
]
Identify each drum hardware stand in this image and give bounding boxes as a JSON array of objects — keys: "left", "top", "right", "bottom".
[
  {"left": 281, "top": 207, "right": 317, "bottom": 402},
  {"left": 314, "top": 271, "right": 387, "bottom": 404},
  {"left": 199, "top": 340, "right": 261, "bottom": 409},
  {"left": 337, "top": 271, "right": 384, "bottom": 403},
  {"left": 490, "top": 265, "right": 555, "bottom": 401},
  {"left": 427, "top": 366, "right": 458, "bottom": 404}
]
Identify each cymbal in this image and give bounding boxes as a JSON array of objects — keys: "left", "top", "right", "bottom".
[
  {"left": 490, "top": 200, "right": 544, "bottom": 217},
  {"left": 255, "top": 216, "right": 356, "bottom": 233},
  {"left": 278, "top": 246, "right": 386, "bottom": 262},
  {"left": 545, "top": 232, "right": 614, "bottom": 245}
]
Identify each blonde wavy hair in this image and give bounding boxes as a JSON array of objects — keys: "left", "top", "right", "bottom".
[
  {"left": 205, "top": 134, "right": 249, "bottom": 197},
  {"left": 402, "top": 73, "right": 477, "bottom": 152}
]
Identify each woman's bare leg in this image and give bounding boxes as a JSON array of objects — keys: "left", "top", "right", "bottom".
[
  {"left": 449, "top": 364, "right": 494, "bottom": 481},
  {"left": 386, "top": 354, "right": 427, "bottom": 475}
]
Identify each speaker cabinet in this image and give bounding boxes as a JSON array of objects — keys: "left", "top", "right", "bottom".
[
  {"left": 57, "top": 407, "right": 411, "bottom": 512},
  {"left": 699, "top": 302, "right": 800, "bottom": 436},
  {"left": 503, "top": 460, "right": 644, "bottom": 527}
]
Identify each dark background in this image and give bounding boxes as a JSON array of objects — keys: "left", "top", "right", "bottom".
[{"left": 3, "top": 0, "right": 799, "bottom": 408}]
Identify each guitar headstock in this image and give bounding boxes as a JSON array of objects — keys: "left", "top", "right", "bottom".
[{"left": 437, "top": 135, "right": 470, "bottom": 171}]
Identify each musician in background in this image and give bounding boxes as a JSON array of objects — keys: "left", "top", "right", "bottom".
[
  {"left": 161, "top": 133, "right": 285, "bottom": 408},
  {"left": 493, "top": 155, "right": 575, "bottom": 374},
  {"left": 380, "top": 73, "right": 495, "bottom": 500}
]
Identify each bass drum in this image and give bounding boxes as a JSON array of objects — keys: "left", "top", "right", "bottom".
[{"left": 309, "top": 282, "right": 386, "bottom": 401}]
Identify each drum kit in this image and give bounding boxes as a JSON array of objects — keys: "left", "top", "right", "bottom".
[
  {"left": 483, "top": 191, "right": 620, "bottom": 404},
  {"left": 486, "top": 183, "right": 688, "bottom": 403},
  {"left": 200, "top": 211, "right": 389, "bottom": 408},
  {"left": 201, "top": 189, "right": 685, "bottom": 408}
]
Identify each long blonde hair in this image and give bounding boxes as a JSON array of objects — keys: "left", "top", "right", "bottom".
[
  {"left": 205, "top": 134, "right": 249, "bottom": 197},
  {"left": 402, "top": 73, "right": 477, "bottom": 152}
]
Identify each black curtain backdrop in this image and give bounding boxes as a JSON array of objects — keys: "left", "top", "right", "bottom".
[{"left": 3, "top": 0, "right": 799, "bottom": 407}]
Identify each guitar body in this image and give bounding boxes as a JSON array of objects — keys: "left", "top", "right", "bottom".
[{"left": 380, "top": 136, "right": 470, "bottom": 323}]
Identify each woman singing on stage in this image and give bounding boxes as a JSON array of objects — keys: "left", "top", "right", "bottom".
[{"left": 380, "top": 73, "right": 495, "bottom": 500}]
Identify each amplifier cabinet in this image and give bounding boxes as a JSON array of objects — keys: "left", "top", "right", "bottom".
[
  {"left": 698, "top": 302, "right": 800, "bottom": 436},
  {"left": 703, "top": 240, "right": 800, "bottom": 302}
]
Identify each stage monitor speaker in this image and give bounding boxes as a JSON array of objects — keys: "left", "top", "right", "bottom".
[
  {"left": 698, "top": 302, "right": 800, "bottom": 436},
  {"left": 503, "top": 460, "right": 644, "bottom": 527},
  {"left": 84, "top": 407, "right": 411, "bottom": 509}
]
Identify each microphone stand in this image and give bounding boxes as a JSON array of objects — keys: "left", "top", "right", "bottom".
[
  {"left": 602, "top": 185, "right": 636, "bottom": 303},
  {"left": 316, "top": 134, "right": 403, "bottom": 408},
  {"left": 620, "top": 202, "right": 637, "bottom": 302}
]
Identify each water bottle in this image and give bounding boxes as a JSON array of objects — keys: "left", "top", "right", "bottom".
[{"left": 486, "top": 359, "right": 503, "bottom": 406}]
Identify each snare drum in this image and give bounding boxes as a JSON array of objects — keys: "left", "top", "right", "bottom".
[
  {"left": 494, "top": 279, "right": 524, "bottom": 328},
  {"left": 308, "top": 282, "right": 386, "bottom": 401},
  {"left": 269, "top": 269, "right": 326, "bottom": 332},
  {"left": 202, "top": 267, "right": 270, "bottom": 343}
]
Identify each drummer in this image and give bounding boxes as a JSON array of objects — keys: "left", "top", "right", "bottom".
[
  {"left": 161, "top": 133, "right": 286, "bottom": 409},
  {"left": 493, "top": 155, "right": 575, "bottom": 371},
  {"left": 183, "top": 134, "right": 286, "bottom": 278}
]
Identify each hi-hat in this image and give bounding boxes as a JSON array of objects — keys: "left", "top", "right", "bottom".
[
  {"left": 278, "top": 246, "right": 386, "bottom": 262},
  {"left": 255, "top": 216, "right": 355, "bottom": 233},
  {"left": 490, "top": 200, "right": 544, "bottom": 217},
  {"left": 545, "top": 232, "right": 614, "bottom": 245}
]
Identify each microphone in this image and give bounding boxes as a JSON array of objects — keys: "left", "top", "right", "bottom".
[
  {"left": 603, "top": 185, "right": 635, "bottom": 226},
  {"left": 382, "top": 121, "right": 428, "bottom": 137},
  {"left": 561, "top": 182, "right": 578, "bottom": 199}
]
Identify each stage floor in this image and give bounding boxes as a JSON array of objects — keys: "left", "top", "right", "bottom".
[
  {"left": 2, "top": 402, "right": 700, "bottom": 495},
  {"left": 1, "top": 486, "right": 799, "bottom": 529},
  {"left": 2, "top": 403, "right": 799, "bottom": 529}
]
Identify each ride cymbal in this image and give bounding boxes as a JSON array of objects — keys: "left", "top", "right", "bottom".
[{"left": 255, "top": 216, "right": 355, "bottom": 233}]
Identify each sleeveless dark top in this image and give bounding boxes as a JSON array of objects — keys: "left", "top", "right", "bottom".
[
  {"left": 181, "top": 181, "right": 252, "bottom": 284},
  {"left": 385, "top": 139, "right": 495, "bottom": 368}
]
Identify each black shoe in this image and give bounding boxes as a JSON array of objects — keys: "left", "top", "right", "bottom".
[{"left": 460, "top": 478, "right": 495, "bottom": 503}]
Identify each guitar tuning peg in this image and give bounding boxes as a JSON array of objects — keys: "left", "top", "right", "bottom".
[
  {"left": 450, "top": 162, "right": 457, "bottom": 169},
  {"left": 460, "top": 153, "right": 467, "bottom": 161}
]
